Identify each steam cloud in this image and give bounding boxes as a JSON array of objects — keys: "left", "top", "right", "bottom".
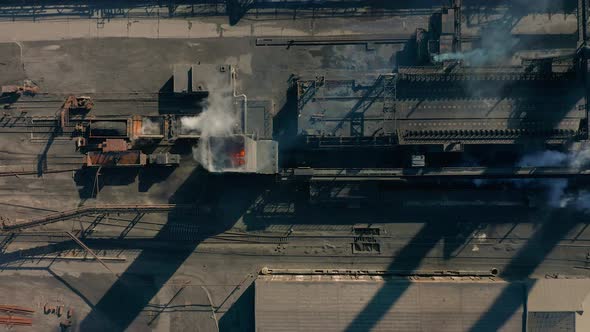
[
  {"left": 183, "top": 79, "right": 238, "bottom": 171},
  {"left": 433, "top": 0, "right": 566, "bottom": 65},
  {"left": 181, "top": 111, "right": 235, "bottom": 137},
  {"left": 517, "top": 147, "right": 590, "bottom": 170},
  {"left": 141, "top": 118, "right": 161, "bottom": 135},
  {"left": 514, "top": 147, "right": 590, "bottom": 210},
  {"left": 443, "top": 2, "right": 579, "bottom": 208},
  {"left": 433, "top": 23, "right": 518, "bottom": 66},
  {"left": 431, "top": 5, "right": 524, "bottom": 100},
  {"left": 475, "top": 146, "right": 590, "bottom": 210},
  {"left": 517, "top": 150, "right": 568, "bottom": 168},
  {"left": 432, "top": 0, "right": 565, "bottom": 65}
]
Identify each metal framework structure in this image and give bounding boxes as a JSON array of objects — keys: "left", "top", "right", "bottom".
[
  {"left": 0, "top": 0, "right": 418, "bottom": 23},
  {"left": 286, "top": 167, "right": 590, "bottom": 181}
]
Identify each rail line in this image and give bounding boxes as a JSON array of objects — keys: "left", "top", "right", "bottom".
[
  {"left": 6, "top": 227, "right": 590, "bottom": 247},
  {"left": 10, "top": 93, "right": 158, "bottom": 102},
  {"left": 1, "top": 204, "right": 196, "bottom": 231},
  {"left": 0, "top": 168, "right": 80, "bottom": 177},
  {"left": 2, "top": 234, "right": 590, "bottom": 267}
]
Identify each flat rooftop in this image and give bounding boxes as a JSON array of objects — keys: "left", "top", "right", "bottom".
[{"left": 255, "top": 275, "right": 524, "bottom": 332}]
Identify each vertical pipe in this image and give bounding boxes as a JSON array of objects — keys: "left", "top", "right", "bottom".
[{"left": 232, "top": 67, "right": 248, "bottom": 135}]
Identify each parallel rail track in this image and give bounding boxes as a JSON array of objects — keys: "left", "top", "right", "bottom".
[
  {"left": 1, "top": 204, "right": 196, "bottom": 231},
  {"left": 286, "top": 167, "right": 590, "bottom": 180}
]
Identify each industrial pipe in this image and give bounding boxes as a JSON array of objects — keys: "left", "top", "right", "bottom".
[{"left": 231, "top": 67, "right": 248, "bottom": 135}]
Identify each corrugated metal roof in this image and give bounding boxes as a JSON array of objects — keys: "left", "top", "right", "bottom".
[
  {"left": 527, "top": 279, "right": 590, "bottom": 312},
  {"left": 255, "top": 276, "right": 524, "bottom": 332},
  {"left": 527, "top": 312, "right": 575, "bottom": 332}
]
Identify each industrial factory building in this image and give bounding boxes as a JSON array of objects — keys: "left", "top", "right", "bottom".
[
  {"left": 255, "top": 275, "right": 525, "bottom": 332},
  {"left": 256, "top": 275, "right": 590, "bottom": 332},
  {"left": 1, "top": 0, "right": 590, "bottom": 331}
]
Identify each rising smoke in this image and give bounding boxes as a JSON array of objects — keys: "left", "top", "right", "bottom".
[
  {"left": 181, "top": 110, "right": 235, "bottom": 137},
  {"left": 517, "top": 147, "right": 590, "bottom": 170},
  {"left": 182, "top": 79, "right": 238, "bottom": 171},
  {"left": 433, "top": 0, "right": 563, "bottom": 66},
  {"left": 433, "top": 31, "right": 518, "bottom": 66},
  {"left": 141, "top": 118, "right": 161, "bottom": 135},
  {"left": 514, "top": 147, "right": 590, "bottom": 209},
  {"left": 474, "top": 146, "right": 590, "bottom": 210},
  {"left": 431, "top": 0, "right": 570, "bottom": 72},
  {"left": 431, "top": 5, "right": 523, "bottom": 100},
  {"left": 439, "top": 2, "right": 580, "bottom": 208},
  {"left": 517, "top": 150, "right": 569, "bottom": 168}
]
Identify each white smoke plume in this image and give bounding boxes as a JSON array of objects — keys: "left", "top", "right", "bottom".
[
  {"left": 431, "top": 9, "right": 522, "bottom": 101},
  {"left": 517, "top": 150, "right": 568, "bottom": 168},
  {"left": 435, "top": 27, "right": 519, "bottom": 66},
  {"left": 517, "top": 146, "right": 590, "bottom": 170},
  {"left": 570, "top": 191, "right": 590, "bottom": 212},
  {"left": 435, "top": 0, "right": 565, "bottom": 65},
  {"left": 475, "top": 146, "right": 590, "bottom": 210},
  {"left": 141, "top": 118, "right": 161, "bottom": 135},
  {"left": 446, "top": 2, "right": 578, "bottom": 207},
  {"left": 542, "top": 179, "right": 569, "bottom": 208},
  {"left": 569, "top": 146, "right": 590, "bottom": 169},
  {"left": 181, "top": 111, "right": 235, "bottom": 137},
  {"left": 183, "top": 79, "right": 239, "bottom": 171},
  {"left": 513, "top": 147, "right": 590, "bottom": 209},
  {"left": 433, "top": 40, "right": 517, "bottom": 66}
]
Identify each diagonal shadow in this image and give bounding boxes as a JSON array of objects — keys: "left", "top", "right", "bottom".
[
  {"left": 307, "top": 2, "right": 578, "bottom": 330},
  {"left": 345, "top": 206, "right": 579, "bottom": 332},
  {"left": 442, "top": 221, "right": 484, "bottom": 260},
  {"left": 47, "top": 268, "right": 96, "bottom": 310},
  {"left": 78, "top": 170, "right": 270, "bottom": 331},
  {"left": 37, "top": 123, "right": 59, "bottom": 177},
  {"left": 331, "top": 76, "right": 385, "bottom": 136},
  {"left": 78, "top": 167, "right": 207, "bottom": 331},
  {"left": 468, "top": 209, "right": 580, "bottom": 332},
  {"left": 344, "top": 221, "right": 449, "bottom": 332}
]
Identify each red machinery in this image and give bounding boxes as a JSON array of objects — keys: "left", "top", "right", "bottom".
[
  {"left": 60, "top": 95, "right": 93, "bottom": 128},
  {"left": 0, "top": 80, "right": 39, "bottom": 97}
]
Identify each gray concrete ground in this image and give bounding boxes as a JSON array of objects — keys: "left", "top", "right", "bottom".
[{"left": 0, "top": 4, "right": 588, "bottom": 331}]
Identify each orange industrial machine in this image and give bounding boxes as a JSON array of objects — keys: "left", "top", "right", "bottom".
[
  {"left": 60, "top": 95, "right": 93, "bottom": 128},
  {"left": 0, "top": 80, "right": 38, "bottom": 97},
  {"left": 82, "top": 150, "right": 180, "bottom": 167},
  {"left": 83, "top": 150, "right": 147, "bottom": 167},
  {"left": 130, "top": 115, "right": 166, "bottom": 140},
  {"left": 1, "top": 80, "right": 39, "bottom": 105}
]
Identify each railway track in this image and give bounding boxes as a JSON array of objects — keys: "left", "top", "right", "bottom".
[
  {"left": 11, "top": 93, "right": 159, "bottom": 102},
  {"left": 1, "top": 204, "right": 197, "bottom": 231},
  {"left": 4, "top": 95, "right": 159, "bottom": 116},
  {"left": 0, "top": 167, "right": 80, "bottom": 177},
  {"left": 2, "top": 232, "right": 590, "bottom": 268},
  {"left": 6, "top": 227, "right": 590, "bottom": 247}
]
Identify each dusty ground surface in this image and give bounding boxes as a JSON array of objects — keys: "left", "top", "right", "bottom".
[{"left": 0, "top": 3, "right": 589, "bottom": 331}]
